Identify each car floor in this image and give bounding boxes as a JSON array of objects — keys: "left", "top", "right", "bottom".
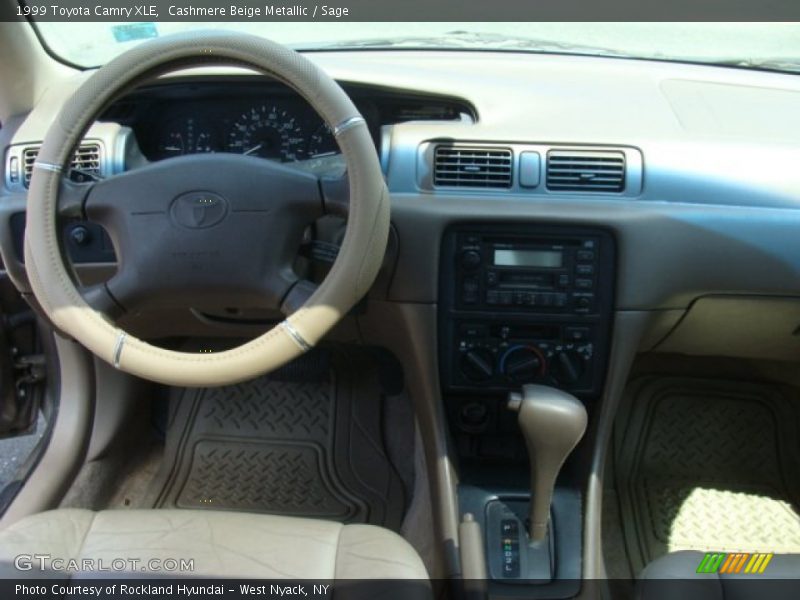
[
  {"left": 139, "top": 347, "right": 410, "bottom": 530},
  {"left": 606, "top": 356, "right": 800, "bottom": 581},
  {"left": 58, "top": 345, "right": 437, "bottom": 572}
]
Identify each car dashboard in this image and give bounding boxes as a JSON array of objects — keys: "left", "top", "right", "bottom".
[{"left": 2, "top": 51, "right": 800, "bottom": 356}]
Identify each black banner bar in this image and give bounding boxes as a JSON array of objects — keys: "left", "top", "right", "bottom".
[
  {"left": 3, "top": 0, "right": 800, "bottom": 22},
  {"left": 4, "top": 578, "right": 800, "bottom": 600}
]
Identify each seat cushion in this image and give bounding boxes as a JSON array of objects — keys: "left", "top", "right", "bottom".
[
  {"left": 636, "top": 550, "right": 800, "bottom": 600},
  {"left": 0, "top": 509, "right": 429, "bottom": 580}
]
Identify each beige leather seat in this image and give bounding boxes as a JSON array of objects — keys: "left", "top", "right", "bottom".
[
  {"left": 636, "top": 550, "right": 800, "bottom": 600},
  {"left": 0, "top": 509, "right": 429, "bottom": 580}
]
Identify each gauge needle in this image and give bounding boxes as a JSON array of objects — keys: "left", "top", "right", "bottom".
[{"left": 243, "top": 144, "right": 262, "bottom": 156}]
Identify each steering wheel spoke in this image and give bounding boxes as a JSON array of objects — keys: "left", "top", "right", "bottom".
[
  {"left": 280, "top": 278, "right": 319, "bottom": 316},
  {"left": 58, "top": 178, "right": 95, "bottom": 219},
  {"left": 81, "top": 282, "right": 124, "bottom": 318}
]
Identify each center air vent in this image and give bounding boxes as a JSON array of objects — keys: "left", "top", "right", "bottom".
[
  {"left": 434, "top": 145, "right": 512, "bottom": 189},
  {"left": 22, "top": 143, "right": 102, "bottom": 188},
  {"left": 546, "top": 150, "right": 625, "bottom": 193}
]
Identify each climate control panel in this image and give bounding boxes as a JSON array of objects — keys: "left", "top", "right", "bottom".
[{"left": 452, "top": 321, "right": 597, "bottom": 392}]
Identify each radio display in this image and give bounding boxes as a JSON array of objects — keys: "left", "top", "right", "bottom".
[{"left": 493, "top": 249, "right": 563, "bottom": 268}]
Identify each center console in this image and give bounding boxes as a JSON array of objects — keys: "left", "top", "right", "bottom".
[
  {"left": 440, "top": 224, "right": 615, "bottom": 397},
  {"left": 439, "top": 224, "right": 615, "bottom": 596}
]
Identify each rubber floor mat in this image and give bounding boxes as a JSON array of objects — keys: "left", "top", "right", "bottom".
[
  {"left": 144, "top": 348, "right": 407, "bottom": 530},
  {"left": 614, "top": 377, "right": 800, "bottom": 574}
]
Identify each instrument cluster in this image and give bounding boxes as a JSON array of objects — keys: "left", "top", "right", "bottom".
[
  {"left": 105, "top": 80, "right": 473, "bottom": 166},
  {"left": 147, "top": 100, "right": 342, "bottom": 163}
]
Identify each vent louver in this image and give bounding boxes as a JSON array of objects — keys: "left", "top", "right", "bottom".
[
  {"left": 23, "top": 143, "right": 102, "bottom": 188},
  {"left": 546, "top": 150, "right": 625, "bottom": 193},
  {"left": 434, "top": 145, "right": 512, "bottom": 188}
]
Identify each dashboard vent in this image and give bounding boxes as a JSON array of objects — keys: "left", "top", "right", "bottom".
[
  {"left": 434, "top": 145, "right": 512, "bottom": 188},
  {"left": 546, "top": 150, "right": 625, "bottom": 193},
  {"left": 22, "top": 143, "right": 102, "bottom": 188}
]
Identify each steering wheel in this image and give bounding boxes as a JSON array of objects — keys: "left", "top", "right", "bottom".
[{"left": 23, "top": 32, "right": 390, "bottom": 387}]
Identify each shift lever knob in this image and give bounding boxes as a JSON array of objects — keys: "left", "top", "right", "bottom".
[{"left": 508, "top": 384, "right": 587, "bottom": 542}]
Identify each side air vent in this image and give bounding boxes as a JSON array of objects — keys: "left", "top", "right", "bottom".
[
  {"left": 22, "top": 143, "right": 102, "bottom": 188},
  {"left": 434, "top": 145, "right": 513, "bottom": 189},
  {"left": 546, "top": 150, "right": 625, "bottom": 193}
]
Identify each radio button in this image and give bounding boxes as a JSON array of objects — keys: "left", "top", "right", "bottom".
[
  {"left": 486, "top": 291, "right": 499, "bottom": 305},
  {"left": 523, "top": 293, "right": 535, "bottom": 306},
  {"left": 537, "top": 293, "right": 552, "bottom": 307},
  {"left": 575, "top": 278, "right": 594, "bottom": 289},
  {"left": 558, "top": 274, "right": 570, "bottom": 288},
  {"left": 576, "top": 264, "right": 594, "bottom": 276},
  {"left": 486, "top": 271, "right": 499, "bottom": 287},
  {"left": 565, "top": 326, "right": 590, "bottom": 342},
  {"left": 554, "top": 293, "right": 568, "bottom": 307},
  {"left": 499, "top": 291, "right": 513, "bottom": 305},
  {"left": 461, "top": 250, "right": 482, "bottom": 270},
  {"left": 576, "top": 250, "right": 595, "bottom": 262}
]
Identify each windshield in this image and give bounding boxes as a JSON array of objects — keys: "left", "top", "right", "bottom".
[{"left": 34, "top": 22, "right": 800, "bottom": 73}]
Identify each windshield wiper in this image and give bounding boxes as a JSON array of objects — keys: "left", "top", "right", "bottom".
[{"left": 306, "top": 30, "right": 630, "bottom": 59}]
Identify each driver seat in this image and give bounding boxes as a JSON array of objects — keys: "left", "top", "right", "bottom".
[{"left": 0, "top": 509, "right": 429, "bottom": 581}]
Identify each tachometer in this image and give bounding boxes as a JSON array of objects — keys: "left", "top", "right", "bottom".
[
  {"left": 307, "top": 123, "right": 338, "bottom": 158},
  {"left": 227, "top": 104, "right": 306, "bottom": 162},
  {"left": 156, "top": 117, "right": 215, "bottom": 159}
]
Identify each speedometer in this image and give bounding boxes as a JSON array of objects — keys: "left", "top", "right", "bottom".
[{"left": 227, "top": 104, "right": 306, "bottom": 162}]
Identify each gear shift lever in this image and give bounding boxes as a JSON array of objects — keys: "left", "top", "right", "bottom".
[{"left": 508, "top": 384, "right": 587, "bottom": 542}]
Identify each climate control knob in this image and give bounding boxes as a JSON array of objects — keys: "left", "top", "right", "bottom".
[
  {"left": 499, "top": 345, "right": 546, "bottom": 383},
  {"left": 550, "top": 350, "right": 585, "bottom": 385},
  {"left": 459, "top": 348, "right": 495, "bottom": 382}
]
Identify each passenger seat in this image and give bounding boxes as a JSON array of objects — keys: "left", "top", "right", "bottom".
[{"left": 636, "top": 550, "right": 800, "bottom": 600}]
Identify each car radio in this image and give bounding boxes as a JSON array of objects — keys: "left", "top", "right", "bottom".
[
  {"left": 454, "top": 232, "right": 602, "bottom": 314},
  {"left": 439, "top": 225, "right": 615, "bottom": 395}
]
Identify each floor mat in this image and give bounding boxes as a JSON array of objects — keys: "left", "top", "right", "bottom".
[
  {"left": 614, "top": 377, "right": 800, "bottom": 575},
  {"left": 143, "top": 348, "right": 407, "bottom": 530}
]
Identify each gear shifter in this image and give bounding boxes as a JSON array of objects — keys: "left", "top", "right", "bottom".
[{"left": 508, "top": 384, "right": 588, "bottom": 542}]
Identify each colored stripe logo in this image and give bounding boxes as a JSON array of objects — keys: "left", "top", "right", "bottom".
[{"left": 696, "top": 552, "right": 773, "bottom": 574}]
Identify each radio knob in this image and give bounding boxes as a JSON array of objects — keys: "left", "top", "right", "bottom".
[
  {"left": 500, "top": 345, "right": 545, "bottom": 383},
  {"left": 460, "top": 349, "right": 494, "bottom": 382},
  {"left": 460, "top": 250, "right": 482, "bottom": 270},
  {"left": 550, "top": 350, "right": 585, "bottom": 385}
]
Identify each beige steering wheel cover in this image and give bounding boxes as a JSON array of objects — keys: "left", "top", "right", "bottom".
[{"left": 24, "top": 31, "right": 390, "bottom": 387}]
